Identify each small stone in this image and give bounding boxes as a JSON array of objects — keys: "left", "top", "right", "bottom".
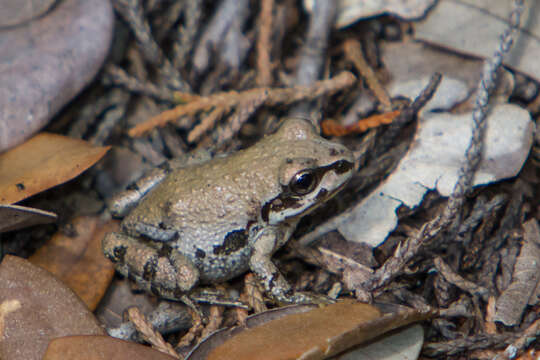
[
  {"left": 0, "top": 0, "right": 56, "bottom": 28},
  {"left": 0, "top": 0, "right": 113, "bottom": 152}
]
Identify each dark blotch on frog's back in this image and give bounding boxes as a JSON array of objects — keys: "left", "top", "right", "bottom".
[
  {"left": 142, "top": 256, "right": 158, "bottom": 281},
  {"left": 213, "top": 229, "right": 248, "bottom": 255},
  {"left": 195, "top": 248, "right": 206, "bottom": 258},
  {"left": 112, "top": 245, "right": 127, "bottom": 263}
]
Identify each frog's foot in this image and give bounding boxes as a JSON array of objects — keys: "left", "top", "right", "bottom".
[
  {"left": 102, "top": 232, "right": 199, "bottom": 297},
  {"left": 249, "top": 231, "right": 332, "bottom": 305}
]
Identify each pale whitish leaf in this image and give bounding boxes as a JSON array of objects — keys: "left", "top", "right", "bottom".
[
  {"left": 304, "top": 0, "right": 437, "bottom": 28},
  {"left": 336, "top": 325, "right": 424, "bottom": 360},
  {"left": 415, "top": 0, "right": 540, "bottom": 82},
  {"left": 0, "top": 204, "right": 56, "bottom": 233},
  {"left": 338, "top": 104, "right": 534, "bottom": 247}
]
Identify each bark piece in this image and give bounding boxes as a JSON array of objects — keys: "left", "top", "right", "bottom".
[{"left": 494, "top": 219, "right": 540, "bottom": 326}]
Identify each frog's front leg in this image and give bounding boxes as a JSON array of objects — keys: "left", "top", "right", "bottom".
[
  {"left": 109, "top": 150, "right": 211, "bottom": 217},
  {"left": 108, "top": 167, "right": 169, "bottom": 217},
  {"left": 102, "top": 232, "right": 199, "bottom": 297},
  {"left": 249, "top": 228, "right": 327, "bottom": 305}
]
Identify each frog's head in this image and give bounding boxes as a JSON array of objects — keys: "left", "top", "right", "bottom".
[{"left": 261, "top": 118, "right": 355, "bottom": 225}]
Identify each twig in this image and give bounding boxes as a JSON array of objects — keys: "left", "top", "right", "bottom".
[
  {"left": 112, "top": 0, "right": 191, "bottom": 91},
  {"left": 243, "top": 273, "right": 268, "bottom": 313},
  {"left": 127, "top": 307, "right": 181, "bottom": 359},
  {"left": 128, "top": 71, "right": 356, "bottom": 137},
  {"left": 176, "top": 307, "right": 204, "bottom": 348},
  {"left": 288, "top": 0, "right": 337, "bottom": 120},
  {"left": 372, "top": 73, "right": 441, "bottom": 159},
  {"left": 192, "top": 0, "right": 250, "bottom": 74},
  {"left": 103, "top": 65, "right": 177, "bottom": 102},
  {"left": 493, "top": 317, "right": 540, "bottom": 360},
  {"left": 434, "top": 257, "right": 489, "bottom": 301},
  {"left": 187, "top": 107, "right": 227, "bottom": 143},
  {"left": 457, "top": 194, "right": 507, "bottom": 240},
  {"left": 423, "top": 333, "right": 518, "bottom": 357},
  {"left": 153, "top": 1, "right": 185, "bottom": 42},
  {"left": 89, "top": 90, "right": 131, "bottom": 145},
  {"left": 293, "top": 0, "right": 336, "bottom": 87},
  {"left": 485, "top": 296, "right": 498, "bottom": 334},
  {"left": 173, "top": 0, "right": 203, "bottom": 69},
  {"left": 107, "top": 302, "right": 192, "bottom": 342},
  {"left": 321, "top": 110, "right": 400, "bottom": 136},
  {"left": 214, "top": 95, "right": 268, "bottom": 146},
  {"left": 255, "top": 0, "right": 274, "bottom": 86},
  {"left": 68, "top": 90, "right": 125, "bottom": 139},
  {"left": 343, "top": 39, "right": 392, "bottom": 111},
  {"left": 439, "top": 0, "right": 524, "bottom": 228},
  {"left": 200, "top": 305, "right": 224, "bottom": 339}
]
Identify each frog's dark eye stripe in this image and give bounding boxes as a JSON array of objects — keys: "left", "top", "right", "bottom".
[
  {"left": 332, "top": 160, "right": 354, "bottom": 174},
  {"left": 288, "top": 159, "right": 354, "bottom": 196}
]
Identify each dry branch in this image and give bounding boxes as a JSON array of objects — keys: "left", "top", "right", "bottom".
[{"left": 128, "top": 71, "right": 357, "bottom": 138}]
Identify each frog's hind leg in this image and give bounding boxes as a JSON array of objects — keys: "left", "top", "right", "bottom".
[{"left": 102, "top": 232, "right": 199, "bottom": 296}]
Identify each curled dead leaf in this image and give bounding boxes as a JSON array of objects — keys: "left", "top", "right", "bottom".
[
  {"left": 0, "top": 204, "right": 57, "bottom": 233},
  {"left": 188, "top": 301, "right": 434, "bottom": 360},
  {"left": 29, "top": 216, "right": 119, "bottom": 311}
]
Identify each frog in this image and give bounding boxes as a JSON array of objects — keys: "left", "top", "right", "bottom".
[{"left": 102, "top": 117, "right": 355, "bottom": 305}]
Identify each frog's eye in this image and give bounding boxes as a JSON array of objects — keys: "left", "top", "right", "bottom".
[{"left": 289, "top": 169, "right": 318, "bottom": 195}]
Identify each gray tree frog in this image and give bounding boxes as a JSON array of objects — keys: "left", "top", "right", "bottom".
[{"left": 103, "top": 117, "right": 355, "bottom": 305}]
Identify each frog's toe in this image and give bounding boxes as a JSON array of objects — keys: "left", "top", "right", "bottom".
[
  {"left": 102, "top": 232, "right": 130, "bottom": 263},
  {"left": 278, "top": 291, "right": 336, "bottom": 306}
]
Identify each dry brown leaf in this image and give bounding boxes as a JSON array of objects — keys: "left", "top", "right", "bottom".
[
  {"left": 0, "top": 133, "right": 109, "bottom": 204},
  {"left": 29, "top": 216, "right": 118, "bottom": 311},
  {"left": 204, "top": 301, "right": 433, "bottom": 360},
  {"left": 0, "top": 204, "right": 57, "bottom": 233},
  {"left": 43, "top": 335, "right": 179, "bottom": 360},
  {"left": 0, "top": 255, "right": 105, "bottom": 360}
]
